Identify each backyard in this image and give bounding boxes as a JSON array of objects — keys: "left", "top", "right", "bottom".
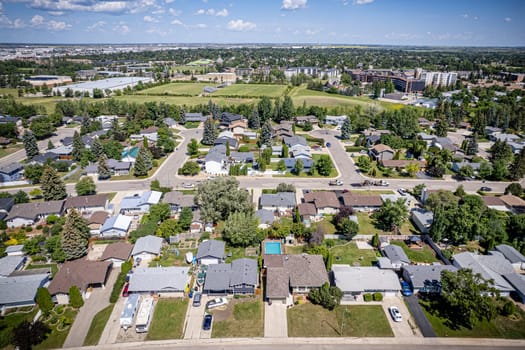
[
  {"left": 211, "top": 299, "right": 264, "bottom": 338},
  {"left": 356, "top": 212, "right": 417, "bottom": 235},
  {"left": 150, "top": 246, "right": 197, "bottom": 267},
  {"left": 390, "top": 240, "right": 438, "bottom": 263},
  {"left": 146, "top": 298, "right": 188, "bottom": 340},
  {"left": 329, "top": 241, "right": 378, "bottom": 267},
  {"left": 287, "top": 303, "right": 393, "bottom": 337}
]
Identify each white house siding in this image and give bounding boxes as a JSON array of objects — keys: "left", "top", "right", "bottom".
[
  {"left": 55, "top": 293, "right": 69, "bottom": 305},
  {"left": 200, "top": 258, "right": 219, "bottom": 265},
  {"left": 7, "top": 217, "right": 35, "bottom": 228},
  {"left": 100, "top": 229, "right": 127, "bottom": 238},
  {"left": 318, "top": 207, "right": 339, "bottom": 216},
  {"left": 133, "top": 252, "right": 157, "bottom": 262},
  {"left": 105, "top": 258, "right": 126, "bottom": 268}
]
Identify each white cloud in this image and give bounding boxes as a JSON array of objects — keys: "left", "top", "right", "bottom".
[
  {"left": 30, "top": 15, "right": 44, "bottom": 26},
  {"left": 354, "top": 0, "right": 374, "bottom": 4},
  {"left": 113, "top": 22, "right": 130, "bottom": 34},
  {"left": 281, "top": 0, "right": 307, "bottom": 10},
  {"left": 13, "top": 0, "right": 159, "bottom": 14},
  {"left": 305, "top": 29, "right": 318, "bottom": 35},
  {"left": 171, "top": 19, "right": 183, "bottom": 25},
  {"left": 143, "top": 15, "right": 158, "bottom": 23},
  {"left": 165, "top": 0, "right": 174, "bottom": 3},
  {"left": 86, "top": 20, "right": 106, "bottom": 31},
  {"left": 47, "top": 20, "right": 70, "bottom": 30},
  {"left": 504, "top": 17, "right": 512, "bottom": 22},
  {"left": 216, "top": 9, "right": 228, "bottom": 16},
  {"left": 29, "top": 14, "right": 70, "bottom": 30},
  {"left": 13, "top": 18, "right": 25, "bottom": 28},
  {"left": 168, "top": 8, "right": 181, "bottom": 16},
  {"left": 227, "top": 19, "right": 256, "bottom": 31},
  {"left": 195, "top": 8, "right": 228, "bottom": 16},
  {"left": 152, "top": 9, "right": 164, "bottom": 14},
  {"left": 146, "top": 27, "right": 167, "bottom": 35},
  {"left": 48, "top": 11, "right": 64, "bottom": 16},
  {"left": 192, "top": 23, "right": 207, "bottom": 28}
]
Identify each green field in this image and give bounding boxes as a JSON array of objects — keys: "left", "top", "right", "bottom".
[
  {"left": 0, "top": 143, "right": 23, "bottom": 159},
  {"left": 115, "top": 94, "right": 256, "bottom": 107},
  {"left": 213, "top": 84, "right": 288, "bottom": 98},
  {"left": 137, "top": 82, "right": 211, "bottom": 96}
]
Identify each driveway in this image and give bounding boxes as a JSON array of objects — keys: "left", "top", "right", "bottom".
[
  {"left": 264, "top": 301, "right": 288, "bottom": 338},
  {"left": 183, "top": 294, "right": 209, "bottom": 339},
  {"left": 98, "top": 294, "right": 126, "bottom": 345},
  {"left": 382, "top": 296, "right": 421, "bottom": 337},
  {"left": 63, "top": 266, "right": 120, "bottom": 347},
  {"left": 404, "top": 295, "right": 436, "bottom": 337}
]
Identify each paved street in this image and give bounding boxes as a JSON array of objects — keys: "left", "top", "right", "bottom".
[
  {"left": 264, "top": 301, "right": 288, "bottom": 338},
  {"left": 63, "top": 267, "right": 120, "bottom": 348}
]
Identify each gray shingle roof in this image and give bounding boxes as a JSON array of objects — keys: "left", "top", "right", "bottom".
[
  {"left": 131, "top": 235, "right": 163, "bottom": 256},
  {"left": 285, "top": 254, "right": 328, "bottom": 288},
  {"left": 230, "top": 258, "right": 258, "bottom": 287},
  {"left": 162, "top": 191, "right": 195, "bottom": 208},
  {"left": 128, "top": 266, "right": 190, "bottom": 293},
  {"left": 196, "top": 240, "right": 225, "bottom": 260},
  {"left": 0, "top": 256, "right": 25, "bottom": 276},
  {"left": 63, "top": 194, "right": 108, "bottom": 210},
  {"left": 495, "top": 244, "right": 525, "bottom": 264},
  {"left": 260, "top": 192, "right": 296, "bottom": 208},
  {"left": 266, "top": 267, "right": 289, "bottom": 299},
  {"left": 0, "top": 162, "right": 23, "bottom": 175},
  {"left": 503, "top": 273, "right": 525, "bottom": 296},
  {"left": 0, "top": 274, "right": 49, "bottom": 306},
  {"left": 383, "top": 245, "right": 410, "bottom": 264},
  {"left": 452, "top": 252, "right": 514, "bottom": 292},
  {"left": 255, "top": 209, "right": 276, "bottom": 225},
  {"left": 203, "top": 263, "right": 231, "bottom": 291},
  {"left": 6, "top": 200, "right": 64, "bottom": 221},
  {"left": 402, "top": 265, "right": 458, "bottom": 290},
  {"left": 283, "top": 135, "right": 307, "bottom": 147}
]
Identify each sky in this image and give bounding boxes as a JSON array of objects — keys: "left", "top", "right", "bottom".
[{"left": 0, "top": 0, "right": 524, "bottom": 46}]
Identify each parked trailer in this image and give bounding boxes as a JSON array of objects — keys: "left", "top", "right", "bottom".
[
  {"left": 135, "top": 296, "right": 154, "bottom": 333},
  {"left": 120, "top": 294, "right": 140, "bottom": 330}
]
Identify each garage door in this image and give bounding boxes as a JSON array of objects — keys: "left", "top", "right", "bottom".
[{"left": 200, "top": 258, "right": 218, "bottom": 265}]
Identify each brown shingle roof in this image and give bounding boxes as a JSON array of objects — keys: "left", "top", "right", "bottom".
[
  {"left": 285, "top": 254, "right": 328, "bottom": 288},
  {"left": 500, "top": 195, "right": 525, "bottom": 207},
  {"left": 162, "top": 191, "right": 195, "bottom": 207},
  {"left": 266, "top": 267, "right": 290, "bottom": 299},
  {"left": 342, "top": 193, "right": 383, "bottom": 207},
  {"left": 481, "top": 196, "right": 506, "bottom": 207},
  {"left": 304, "top": 191, "right": 340, "bottom": 209},
  {"left": 48, "top": 259, "right": 111, "bottom": 295},
  {"left": 64, "top": 194, "right": 108, "bottom": 210},
  {"left": 100, "top": 242, "right": 133, "bottom": 262},
  {"left": 6, "top": 200, "right": 64, "bottom": 221},
  {"left": 370, "top": 144, "right": 394, "bottom": 154},
  {"left": 298, "top": 203, "right": 317, "bottom": 216},
  {"left": 89, "top": 211, "right": 109, "bottom": 225}
]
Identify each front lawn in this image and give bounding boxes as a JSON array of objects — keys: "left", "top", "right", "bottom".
[
  {"left": 390, "top": 241, "right": 438, "bottom": 263},
  {"left": 0, "top": 307, "right": 38, "bottom": 348},
  {"left": 0, "top": 143, "right": 23, "bottom": 159},
  {"left": 35, "top": 306, "right": 78, "bottom": 350},
  {"left": 211, "top": 299, "right": 264, "bottom": 338},
  {"left": 83, "top": 304, "right": 115, "bottom": 346},
  {"left": 288, "top": 303, "right": 393, "bottom": 337},
  {"left": 329, "top": 241, "right": 378, "bottom": 267},
  {"left": 420, "top": 299, "right": 525, "bottom": 339},
  {"left": 146, "top": 298, "right": 188, "bottom": 340}
]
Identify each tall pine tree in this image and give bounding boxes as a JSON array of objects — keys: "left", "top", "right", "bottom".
[
  {"left": 72, "top": 131, "right": 84, "bottom": 161},
  {"left": 260, "top": 120, "right": 273, "bottom": 146},
  {"left": 281, "top": 95, "right": 295, "bottom": 121},
  {"left": 91, "top": 138, "right": 103, "bottom": 158},
  {"left": 61, "top": 209, "right": 90, "bottom": 260},
  {"left": 249, "top": 108, "right": 261, "bottom": 129},
  {"left": 23, "top": 132, "right": 39, "bottom": 159},
  {"left": 134, "top": 148, "right": 152, "bottom": 177},
  {"left": 510, "top": 148, "right": 525, "bottom": 180},
  {"left": 341, "top": 117, "right": 352, "bottom": 140},
  {"left": 97, "top": 154, "right": 111, "bottom": 180},
  {"left": 202, "top": 118, "right": 217, "bottom": 145},
  {"left": 40, "top": 165, "right": 67, "bottom": 200}
]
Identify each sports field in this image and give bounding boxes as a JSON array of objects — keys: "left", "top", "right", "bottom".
[
  {"left": 114, "top": 94, "right": 257, "bottom": 107},
  {"left": 136, "top": 82, "right": 210, "bottom": 96},
  {"left": 212, "top": 84, "right": 288, "bottom": 98}
]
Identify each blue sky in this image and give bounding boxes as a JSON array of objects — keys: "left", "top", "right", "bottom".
[{"left": 0, "top": 0, "right": 523, "bottom": 46}]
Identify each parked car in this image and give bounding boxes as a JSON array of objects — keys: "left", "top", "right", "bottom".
[
  {"left": 122, "top": 283, "right": 129, "bottom": 297},
  {"left": 206, "top": 297, "right": 228, "bottom": 310},
  {"left": 389, "top": 306, "right": 403, "bottom": 322},
  {"left": 183, "top": 183, "right": 195, "bottom": 188},
  {"left": 193, "top": 292, "right": 202, "bottom": 307},
  {"left": 397, "top": 188, "right": 407, "bottom": 196},
  {"left": 133, "top": 257, "right": 142, "bottom": 268},
  {"left": 202, "top": 314, "right": 213, "bottom": 331},
  {"left": 480, "top": 186, "right": 492, "bottom": 192},
  {"left": 400, "top": 281, "right": 413, "bottom": 296},
  {"left": 329, "top": 180, "right": 343, "bottom": 186}
]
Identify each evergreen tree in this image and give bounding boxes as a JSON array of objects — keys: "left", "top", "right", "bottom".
[
  {"left": 281, "top": 95, "right": 295, "bottom": 121},
  {"left": 226, "top": 141, "right": 231, "bottom": 156},
  {"left": 91, "top": 138, "right": 103, "bottom": 158},
  {"left": 294, "top": 159, "right": 304, "bottom": 175},
  {"left": 466, "top": 133, "right": 479, "bottom": 156},
  {"left": 40, "top": 165, "right": 67, "bottom": 200},
  {"left": 281, "top": 144, "right": 289, "bottom": 158},
  {"left": 180, "top": 107, "right": 186, "bottom": 124},
  {"left": 61, "top": 209, "right": 90, "bottom": 260},
  {"left": 134, "top": 148, "right": 152, "bottom": 177},
  {"left": 273, "top": 97, "right": 282, "bottom": 122},
  {"left": 435, "top": 117, "right": 448, "bottom": 137},
  {"left": 249, "top": 108, "right": 261, "bottom": 129},
  {"left": 509, "top": 148, "right": 525, "bottom": 180},
  {"left": 260, "top": 120, "right": 273, "bottom": 146},
  {"left": 202, "top": 118, "right": 217, "bottom": 145},
  {"left": 72, "top": 131, "right": 84, "bottom": 161},
  {"left": 69, "top": 285, "right": 84, "bottom": 308},
  {"left": 110, "top": 118, "right": 126, "bottom": 141},
  {"left": 341, "top": 117, "right": 351, "bottom": 140},
  {"left": 97, "top": 154, "right": 111, "bottom": 179},
  {"left": 22, "top": 132, "right": 39, "bottom": 159},
  {"left": 35, "top": 287, "right": 54, "bottom": 316},
  {"left": 47, "top": 140, "right": 54, "bottom": 150}
]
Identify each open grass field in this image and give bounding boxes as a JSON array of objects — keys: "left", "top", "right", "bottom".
[
  {"left": 147, "top": 298, "right": 188, "bottom": 340},
  {"left": 83, "top": 304, "right": 115, "bottom": 346},
  {"left": 136, "top": 82, "right": 210, "bottom": 96},
  {"left": 420, "top": 299, "right": 525, "bottom": 339},
  {"left": 288, "top": 303, "right": 393, "bottom": 337},
  {"left": 329, "top": 241, "right": 378, "bottom": 267},
  {"left": 213, "top": 84, "right": 288, "bottom": 98},
  {"left": 115, "top": 94, "right": 257, "bottom": 107},
  {"left": 211, "top": 299, "right": 264, "bottom": 338}
]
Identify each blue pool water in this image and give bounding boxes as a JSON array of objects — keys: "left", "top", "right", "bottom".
[{"left": 265, "top": 241, "right": 282, "bottom": 255}]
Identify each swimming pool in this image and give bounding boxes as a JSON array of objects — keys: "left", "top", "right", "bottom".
[{"left": 265, "top": 241, "right": 282, "bottom": 255}]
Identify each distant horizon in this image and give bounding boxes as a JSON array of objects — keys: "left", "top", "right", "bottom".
[{"left": 0, "top": 0, "right": 523, "bottom": 47}]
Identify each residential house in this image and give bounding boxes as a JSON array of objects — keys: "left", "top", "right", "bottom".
[
  {"left": 0, "top": 274, "right": 49, "bottom": 311},
  {"left": 184, "top": 113, "right": 207, "bottom": 123},
  {"left": 369, "top": 144, "right": 394, "bottom": 162},
  {"left": 325, "top": 115, "right": 347, "bottom": 126},
  {"left": 332, "top": 265, "right": 401, "bottom": 300},
  {"left": 382, "top": 244, "right": 410, "bottom": 269},
  {"left": 255, "top": 209, "right": 276, "bottom": 229},
  {"left": 219, "top": 112, "right": 244, "bottom": 127},
  {"left": 128, "top": 266, "right": 190, "bottom": 297},
  {"left": 411, "top": 209, "right": 434, "bottom": 234},
  {"left": 508, "top": 141, "right": 525, "bottom": 155},
  {"left": 5, "top": 245, "right": 24, "bottom": 256},
  {"left": 417, "top": 132, "right": 437, "bottom": 147},
  {"left": 0, "top": 163, "right": 24, "bottom": 182},
  {"left": 100, "top": 242, "right": 133, "bottom": 268},
  {"left": 481, "top": 196, "right": 510, "bottom": 212},
  {"left": 48, "top": 145, "right": 73, "bottom": 160},
  {"left": 203, "top": 258, "right": 258, "bottom": 295},
  {"left": 0, "top": 256, "right": 26, "bottom": 277},
  {"left": 283, "top": 135, "right": 308, "bottom": 148},
  {"left": 48, "top": 259, "right": 112, "bottom": 304},
  {"left": 499, "top": 194, "right": 525, "bottom": 214},
  {"left": 0, "top": 197, "right": 14, "bottom": 221},
  {"left": 190, "top": 210, "right": 204, "bottom": 234},
  {"left": 283, "top": 158, "right": 314, "bottom": 171},
  {"left": 381, "top": 159, "right": 425, "bottom": 171},
  {"left": 485, "top": 126, "right": 502, "bottom": 137},
  {"left": 205, "top": 145, "right": 228, "bottom": 175},
  {"left": 96, "top": 115, "right": 118, "bottom": 130},
  {"left": 162, "top": 191, "right": 196, "bottom": 214},
  {"left": 490, "top": 133, "right": 520, "bottom": 143},
  {"left": 272, "top": 122, "right": 294, "bottom": 139},
  {"left": 431, "top": 137, "right": 458, "bottom": 152},
  {"left": 260, "top": 192, "right": 297, "bottom": 215},
  {"left": 365, "top": 134, "right": 381, "bottom": 148},
  {"left": 196, "top": 240, "right": 225, "bottom": 265},
  {"left": 290, "top": 144, "right": 312, "bottom": 159},
  {"left": 131, "top": 235, "right": 163, "bottom": 262},
  {"left": 100, "top": 215, "right": 132, "bottom": 238},
  {"left": 88, "top": 211, "right": 109, "bottom": 235},
  {"left": 452, "top": 251, "right": 515, "bottom": 296},
  {"left": 451, "top": 161, "right": 481, "bottom": 174},
  {"left": 63, "top": 194, "right": 108, "bottom": 216},
  {"left": 230, "top": 151, "right": 254, "bottom": 164},
  {"left": 295, "top": 115, "right": 319, "bottom": 125},
  {"left": 495, "top": 244, "right": 525, "bottom": 270},
  {"left": 163, "top": 117, "right": 177, "bottom": 128},
  {"left": 214, "top": 131, "right": 238, "bottom": 149},
  {"left": 119, "top": 191, "right": 162, "bottom": 214},
  {"left": 304, "top": 191, "right": 340, "bottom": 215},
  {"left": 29, "top": 152, "right": 60, "bottom": 166},
  {"left": 418, "top": 118, "right": 434, "bottom": 128},
  {"left": 265, "top": 254, "right": 328, "bottom": 304},
  {"left": 297, "top": 202, "right": 317, "bottom": 226},
  {"left": 402, "top": 265, "right": 458, "bottom": 294},
  {"left": 341, "top": 192, "right": 384, "bottom": 212},
  {"left": 6, "top": 200, "right": 64, "bottom": 228},
  {"left": 86, "top": 158, "right": 132, "bottom": 177},
  {"left": 140, "top": 126, "right": 158, "bottom": 143}
]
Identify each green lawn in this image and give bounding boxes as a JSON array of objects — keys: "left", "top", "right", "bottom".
[
  {"left": 390, "top": 240, "right": 438, "bottom": 263},
  {"left": 0, "top": 143, "right": 23, "bottom": 159},
  {"left": 288, "top": 303, "right": 393, "bottom": 337},
  {"left": 311, "top": 218, "right": 337, "bottom": 235},
  {"left": 114, "top": 94, "right": 257, "bottom": 107},
  {"left": 150, "top": 246, "right": 197, "bottom": 267},
  {"left": 83, "top": 304, "right": 115, "bottom": 346},
  {"left": 420, "top": 299, "right": 525, "bottom": 339},
  {"left": 211, "top": 299, "right": 264, "bottom": 338},
  {"left": 224, "top": 246, "right": 258, "bottom": 263},
  {"left": 137, "top": 82, "right": 211, "bottom": 96},
  {"left": 213, "top": 84, "right": 288, "bottom": 98},
  {"left": 285, "top": 245, "right": 305, "bottom": 254},
  {"left": 0, "top": 307, "right": 39, "bottom": 348},
  {"left": 26, "top": 263, "right": 58, "bottom": 277},
  {"left": 329, "top": 241, "right": 378, "bottom": 267},
  {"left": 146, "top": 298, "right": 188, "bottom": 340},
  {"left": 35, "top": 307, "right": 78, "bottom": 350},
  {"left": 356, "top": 212, "right": 416, "bottom": 235}
]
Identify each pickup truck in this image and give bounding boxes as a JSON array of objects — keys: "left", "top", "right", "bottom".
[{"left": 329, "top": 180, "right": 344, "bottom": 186}]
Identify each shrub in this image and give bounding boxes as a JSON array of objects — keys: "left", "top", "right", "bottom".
[
  {"left": 36, "top": 225, "right": 43, "bottom": 230},
  {"left": 35, "top": 287, "right": 54, "bottom": 316},
  {"left": 363, "top": 293, "right": 373, "bottom": 302},
  {"left": 110, "top": 261, "right": 132, "bottom": 303},
  {"left": 373, "top": 292, "right": 383, "bottom": 301},
  {"left": 500, "top": 299, "right": 516, "bottom": 316},
  {"left": 69, "top": 286, "right": 84, "bottom": 308},
  {"left": 25, "top": 226, "right": 33, "bottom": 232},
  {"left": 199, "top": 232, "right": 210, "bottom": 242},
  {"left": 42, "top": 226, "right": 50, "bottom": 235}
]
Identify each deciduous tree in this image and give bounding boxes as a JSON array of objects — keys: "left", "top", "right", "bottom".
[
  {"left": 223, "top": 211, "right": 260, "bottom": 247},
  {"left": 75, "top": 176, "right": 96, "bottom": 196},
  {"left": 372, "top": 198, "right": 408, "bottom": 231}
]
